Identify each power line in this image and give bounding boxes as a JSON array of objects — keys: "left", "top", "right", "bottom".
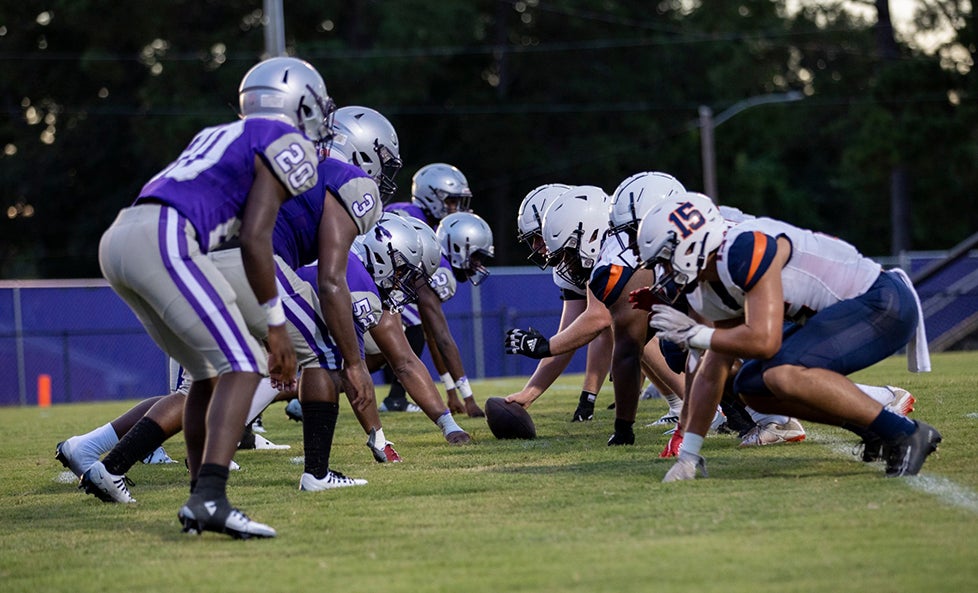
[{"left": 0, "top": 24, "right": 943, "bottom": 64}]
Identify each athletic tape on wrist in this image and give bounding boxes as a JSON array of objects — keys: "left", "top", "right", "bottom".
[
  {"left": 439, "top": 372, "right": 455, "bottom": 391},
  {"left": 456, "top": 375, "right": 473, "bottom": 399},
  {"left": 689, "top": 327, "right": 714, "bottom": 350},
  {"left": 262, "top": 296, "right": 287, "bottom": 327}
]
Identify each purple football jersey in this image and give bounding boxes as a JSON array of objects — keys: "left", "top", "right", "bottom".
[
  {"left": 273, "top": 158, "right": 381, "bottom": 270},
  {"left": 296, "top": 252, "right": 381, "bottom": 336},
  {"left": 384, "top": 202, "right": 427, "bottom": 224},
  {"left": 137, "top": 117, "right": 318, "bottom": 252}
]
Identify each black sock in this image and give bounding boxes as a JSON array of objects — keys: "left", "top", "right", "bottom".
[
  {"left": 195, "top": 463, "right": 229, "bottom": 501},
  {"left": 841, "top": 422, "right": 878, "bottom": 442},
  {"left": 237, "top": 424, "right": 256, "bottom": 449},
  {"left": 302, "top": 401, "right": 339, "bottom": 479},
  {"left": 103, "top": 417, "right": 166, "bottom": 475},
  {"left": 578, "top": 391, "right": 597, "bottom": 406},
  {"left": 614, "top": 418, "right": 634, "bottom": 437}
]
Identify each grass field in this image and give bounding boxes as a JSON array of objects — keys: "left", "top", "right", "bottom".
[{"left": 1, "top": 352, "right": 977, "bottom": 593}]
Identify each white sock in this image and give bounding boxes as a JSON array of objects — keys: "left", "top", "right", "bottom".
[
  {"left": 663, "top": 392, "right": 683, "bottom": 415},
  {"left": 76, "top": 422, "right": 120, "bottom": 459},
  {"left": 679, "top": 432, "right": 705, "bottom": 457},
  {"left": 373, "top": 427, "right": 388, "bottom": 447},
  {"left": 855, "top": 383, "right": 895, "bottom": 407},
  {"left": 745, "top": 406, "right": 789, "bottom": 426},
  {"left": 436, "top": 411, "right": 463, "bottom": 436},
  {"left": 246, "top": 378, "right": 279, "bottom": 425}
]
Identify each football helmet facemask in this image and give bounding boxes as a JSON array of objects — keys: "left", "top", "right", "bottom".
[{"left": 436, "top": 212, "right": 494, "bottom": 286}]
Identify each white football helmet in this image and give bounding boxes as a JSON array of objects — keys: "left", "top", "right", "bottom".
[
  {"left": 516, "top": 183, "right": 571, "bottom": 268},
  {"left": 330, "top": 106, "right": 402, "bottom": 202},
  {"left": 360, "top": 214, "right": 426, "bottom": 310},
  {"left": 412, "top": 163, "right": 472, "bottom": 220},
  {"left": 608, "top": 171, "right": 686, "bottom": 253},
  {"left": 541, "top": 185, "right": 609, "bottom": 287},
  {"left": 637, "top": 192, "right": 725, "bottom": 299},
  {"left": 436, "top": 212, "right": 494, "bottom": 286},
  {"left": 238, "top": 57, "right": 335, "bottom": 143}
]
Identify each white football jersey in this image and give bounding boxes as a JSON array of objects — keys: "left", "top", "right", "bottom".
[
  {"left": 692, "top": 217, "right": 881, "bottom": 323},
  {"left": 552, "top": 268, "right": 585, "bottom": 296},
  {"left": 592, "top": 230, "right": 639, "bottom": 272}
]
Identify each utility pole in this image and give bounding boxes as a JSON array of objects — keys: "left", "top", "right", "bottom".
[
  {"left": 699, "top": 105, "right": 718, "bottom": 200},
  {"left": 263, "top": 0, "right": 286, "bottom": 58},
  {"left": 699, "top": 91, "right": 803, "bottom": 202}
]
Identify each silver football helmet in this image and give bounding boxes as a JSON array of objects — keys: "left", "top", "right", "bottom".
[
  {"left": 516, "top": 183, "right": 572, "bottom": 269},
  {"left": 608, "top": 171, "right": 686, "bottom": 254},
  {"left": 360, "top": 214, "right": 426, "bottom": 311},
  {"left": 330, "top": 106, "right": 402, "bottom": 203},
  {"left": 541, "top": 185, "right": 609, "bottom": 288},
  {"left": 402, "top": 215, "right": 443, "bottom": 278},
  {"left": 637, "top": 192, "right": 725, "bottom": 300},
  {"left": 238, "top": 57, "right": 335, "bottom": 143},
  {"left": 411, "top": 163, "right": 472, "bottom": 221},
  {"left": 436, "top": 212, "right": 494, "bottom": 286}
]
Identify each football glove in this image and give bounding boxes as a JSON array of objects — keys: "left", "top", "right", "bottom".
[
  {"left": 627, "top": 287, "right": 662, "bottom": 312},
  {"left": 504, "top": 327, "right": 551, "bottom": 359},
  {"left": 648, "top": 304, "right": 714, "bottom": 351}
]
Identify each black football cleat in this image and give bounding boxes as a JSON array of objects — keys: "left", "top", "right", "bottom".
[
  {"left": 885, "top": 420, "right": 942, "bottom": 477},
  {"left": 178, "top": 495, "right": 276, "bottom": 540},
  {"left": 607, "top": 430, "right": 635, "bottom": 446}
]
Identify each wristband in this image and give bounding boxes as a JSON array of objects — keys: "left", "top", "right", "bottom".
[
  {"left": 456, "top": 375, "right": 474, "bottom": 399},
  {"left": 262, "top": 296, "right": 287, "bottom": 327},
  {"left": 688, "top": 327, "right": 714, "bottom": 350},
  {"left": 439, "top": 372, "right": 456, "bottom": 391}
]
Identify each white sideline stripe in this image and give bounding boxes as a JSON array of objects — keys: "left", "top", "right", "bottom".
[
  {"left": 54, "top": 470, "right": 77, "bottom": 484},
  {"left": 905, "top": 475, "right": 978, "bottom": 513},
  {"left": 965, "top": 412, "right": 978, "bottom": 419},
  {"left": 808, "top": 428, "right": 978, "bottom": 514}
]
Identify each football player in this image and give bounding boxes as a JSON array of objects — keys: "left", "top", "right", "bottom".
[
  {"left": 384, "top": 164, "right": 487, "bottom": 417},
  {"left": 502, "top": 184, "right": 613, "bottom": 422},
  {"left": 96, "top": 57, "right": 336, "bottom": 538},
  {"left": 638, "top": 192, "right": 938, "bottom": 481}
]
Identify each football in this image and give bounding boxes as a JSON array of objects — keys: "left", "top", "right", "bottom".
[{"left": 485, "top": 397, "right": 536, "bottom": 440}]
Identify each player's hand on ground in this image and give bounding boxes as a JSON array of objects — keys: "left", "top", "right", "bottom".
[
  {"left": 648, "top": 305, "right": 713, "bottom": 350},
  {"left": 446, "top": 389, "right": 466, "bottom": 415},
  {"left": 463, "top": 397, "right": 485, "bottom": 418},
  {"left": 628, "top": 287, "right": 662, "bottom": 311},
  {"left": 504, "top": 327, "right": 551, "bottom": 359},
  {"left": 266, "top": 324, "right": 297, "bottom": 388}
]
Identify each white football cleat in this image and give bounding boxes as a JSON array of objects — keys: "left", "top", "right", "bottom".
[
  {"left": 253, "top": 435, "right": 290, "bottom": 450},
  {"left": 55, "top": 436, "right": 99, "bottom": 478},
  {"left": 739, "top": 418, "right": 806, "bottom": 447},
  {"left": 142, "top": 446, "right": 177, "bottom": 465},
  {"left": 885, "top": 386, "right": 916, "bottom": 416},
  {"left": 299, "top": 470, "right": 367, "bottom": 491},
  {"left": 79, "top": 461, "right": 136, "bottom": 503}
]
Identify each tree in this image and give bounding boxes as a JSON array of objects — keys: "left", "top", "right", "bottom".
[{"left": 0, "top": 1, "right": 973, "bottom": 278}]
